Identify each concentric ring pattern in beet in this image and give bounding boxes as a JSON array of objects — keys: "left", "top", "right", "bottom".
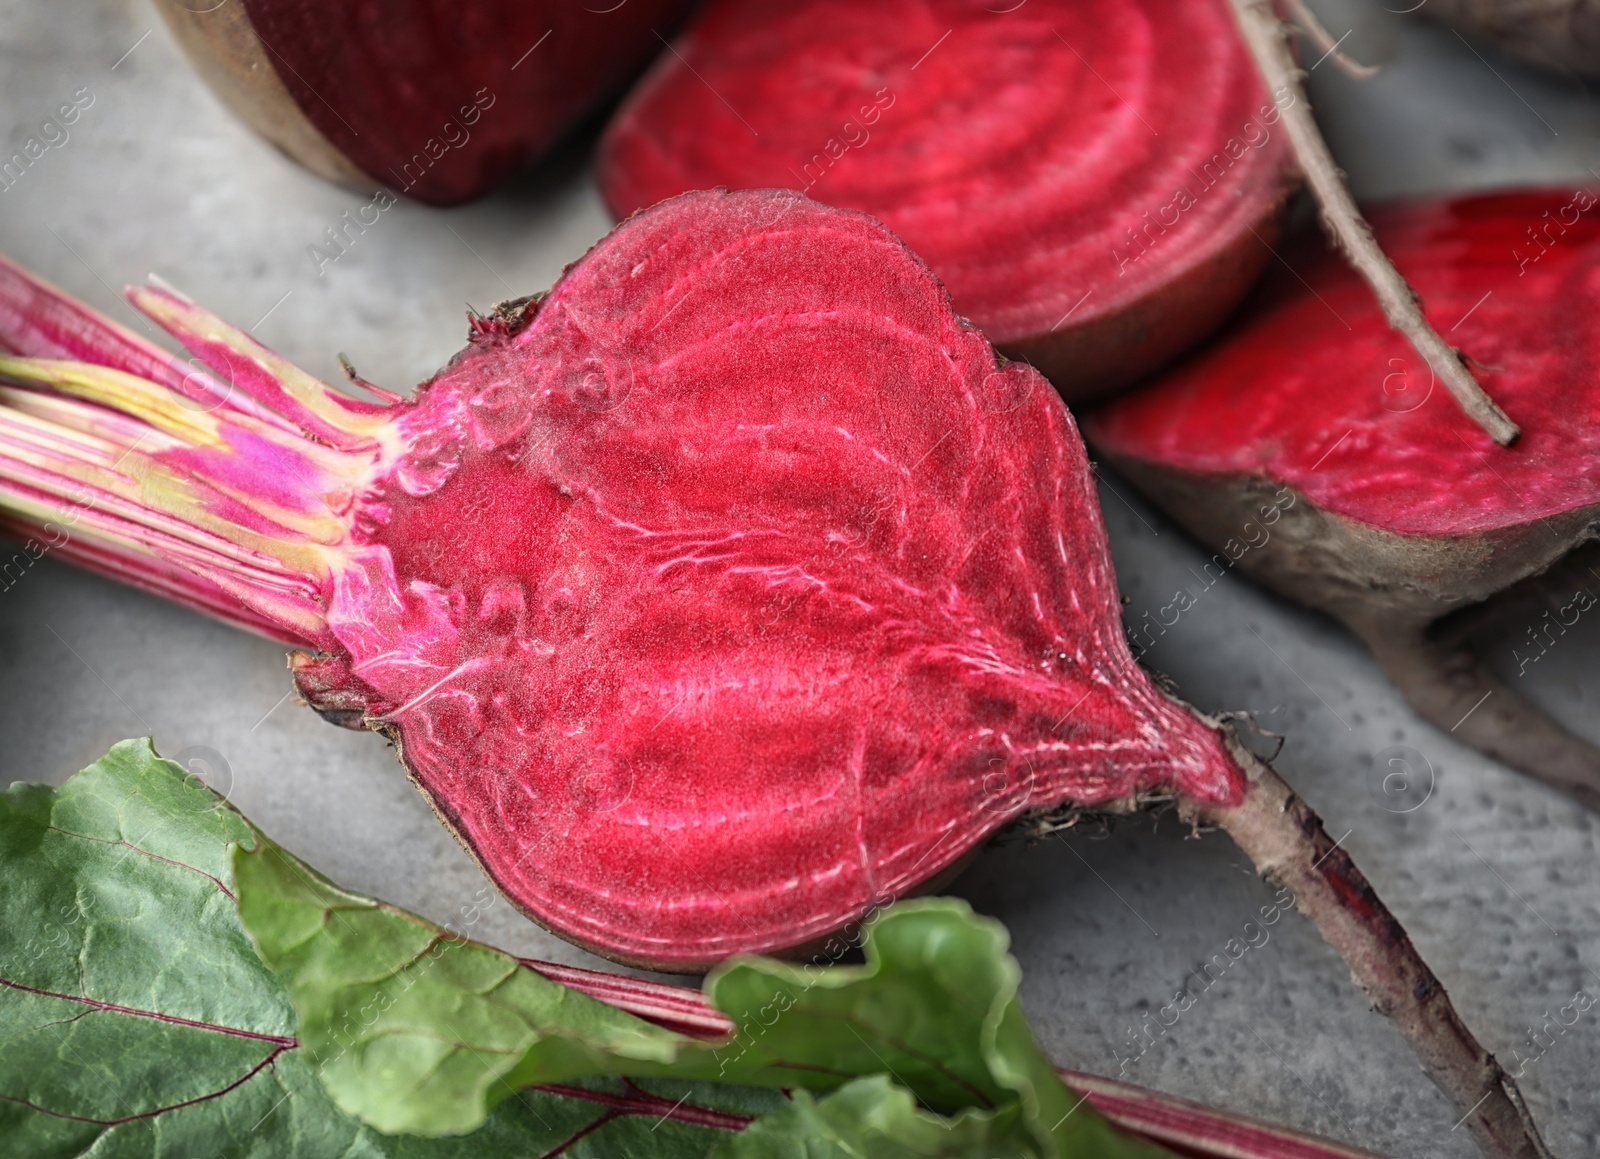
[{"left": 600, "top": 0, "right": 1296, "bottom": 395}]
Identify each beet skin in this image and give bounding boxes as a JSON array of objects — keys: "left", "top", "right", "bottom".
[{"left": 154, "top": 0, "right": 694, "bottom": 205}]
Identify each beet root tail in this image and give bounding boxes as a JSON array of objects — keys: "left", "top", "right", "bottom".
[
  {"left": 1186, "top": 723, "right": 1553, "bottom": 1159},
  {"left": 1358, "top": 618, "right": 1600, "bottom": 813}
]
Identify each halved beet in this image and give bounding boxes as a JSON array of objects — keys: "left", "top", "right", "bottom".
[
  {"left": 597, "top": 0, "right": 1298, "bottom": 404},
  {"left": 1084, "top": 188, "right": 1600, "bottom": 806},
  {"left": 153, "top": 0, "right": 694, "bottom": 205},
  {"left": 0, "top": 191, "right": 1550, "bottom": 1155},
  {"left": 0, "top": 190, "right": 1240, "bottom": 964}
]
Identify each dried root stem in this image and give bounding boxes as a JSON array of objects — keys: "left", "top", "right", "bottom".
[
  {"left": 1356, "top": 613, "right": 1600, "bottom": 811},
  {"left": 1226, "top": 0, "right": 1520, "bottom": 445}
]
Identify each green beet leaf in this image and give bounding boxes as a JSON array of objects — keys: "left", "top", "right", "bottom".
[
  {"left": 0, "top": 738, "right": 1172, "bottom": 1158},
  {"left": 713, "top": 1075, "right": 1041, "bottom": 1159},
  {"left": 232, "top": 833, "right": 728, "bottom": 1135},
  {"left": 0, "top": 740, "right": 778, "bottom": 1156},
  {"left": 700, "top": 902, "right": 1172, "bottom": 1159},
  {"left": 233, "top": 797, "right": 1168, "bottom": 1158}
]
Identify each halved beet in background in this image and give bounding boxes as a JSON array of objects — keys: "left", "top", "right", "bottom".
[
  {"left": 1085, "top": 188, "right": 1600, "bottom": 807},
  {"left": 598, "top": 0, "right": 1298, "bottom": 404},
  {"left": 153, "top": 0, "right": 694, "bottom": 205}
]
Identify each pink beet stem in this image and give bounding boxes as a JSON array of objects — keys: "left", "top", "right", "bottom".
[
  {"left": 523, "top": 953, "right": 1383, "bottom": 1158},
  {"left": 0, "top": 254, "right": 300, "bottom": 435},
  {"left": 0, "top": 519, "right": 306, "bottom": 644},
  {"left": 0, "top": 259, "right": 396, "bottom": 647},
  {"left": 127, "top": 284, "right": 391, "bottom": 450}
]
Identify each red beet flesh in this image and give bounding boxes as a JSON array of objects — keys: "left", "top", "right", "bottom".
[
  {"left": 173, "top": 0, "right": 694, "bottom": 205},
  {"left": 598, "top": 0, "right": 1297, "bottom": 402},
  {"left": 343, "top": 192, "right": 1242, "bottom": 966},
  {"left": 1089, "top": 190, "right": 1600, "bottom": 534},
  {"left": 0, "top": 191, "right": 1240, "bottom": 968}
]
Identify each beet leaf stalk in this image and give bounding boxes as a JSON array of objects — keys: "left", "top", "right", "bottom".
[
  {"left": 547, "top": 952, "right": 1394, "bottom": 1159},
  {"left": 1227, "top": 0, "right": 1520, "bottom": 445},
  {"left": 0, "top": 193, "right": 1550, "bottom": 1158}
]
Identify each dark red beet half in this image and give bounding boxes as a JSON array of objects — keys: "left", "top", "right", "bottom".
[
  {"left": 1085, "top": 188, "right": 1600, "bottom": 808},
  {"left": 0, "top": 192, "right": 1551, "bottom": 1157},
  {"left": 153, "top": 0, "right": 694, "bottom": 205},
  {"left": 597, "top": 0, "right": 1298, "bottom": 405}
]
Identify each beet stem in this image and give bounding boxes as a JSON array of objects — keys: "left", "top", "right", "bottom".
[
  {"left": 1190, "top": 722, "right": 1553, "bottom": 1159},
  {"left": 1060, "top": 1068, "right": 1386, "bottom": 1159},
  {"left": 1226, "top": 0, "right": 1521, "bottom": 446}
]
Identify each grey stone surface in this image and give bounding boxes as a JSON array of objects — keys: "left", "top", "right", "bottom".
[{"left": 0, "top": 2, "right": 1596, "bottom": 1156}]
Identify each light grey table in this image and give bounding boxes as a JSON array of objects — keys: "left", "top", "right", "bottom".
[{"left": 1, "top": 2, "right": 1596, "bottom": 1155}]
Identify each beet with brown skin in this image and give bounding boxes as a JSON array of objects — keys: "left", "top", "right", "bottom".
[
  {"left": 0, "top": 191, "right": 1552, "bottom": 1157},
  {"left": 598, "top": 0, "right": 1299, "bottom": 405},
  {"left": 1085, "top": 188, "right": 1600, "bottom": 808},
  {"left": 1419, "top": 0, "right": 1600, "bottom": 79},
  {"left": 153, "top": 0, "right": 694, "bottom": 205}
]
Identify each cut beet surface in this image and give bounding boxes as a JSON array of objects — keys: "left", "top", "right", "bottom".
[
  {"left": 598, "top": 0, "right": 1298, "bottom": 404},
  {"left": 0, "top": 191, "right": 1553, "bottom": 1157},
  {"left": 0, "top": 190, "right": 1240, "bottom": 966},
  {"left": 1085, "top": 188, "right": 1600, "bottom": 807},
  {"left": 154, "top": 0, "right": 694, "bottom": 205}
]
